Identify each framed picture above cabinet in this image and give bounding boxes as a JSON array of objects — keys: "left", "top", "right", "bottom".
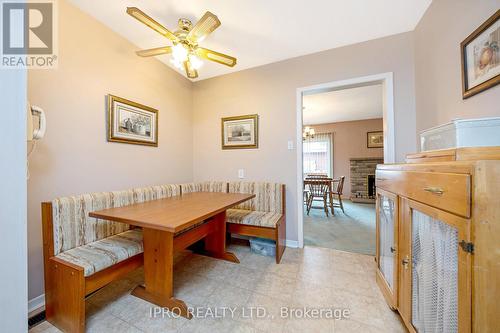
[{"left": 461, "top": 10, "right": 500, "bottom": 99}]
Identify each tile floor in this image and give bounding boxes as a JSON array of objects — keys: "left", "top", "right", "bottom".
[
  {"left": 30, "top": 244, "right": 405, "bottom": 333},
  {"left": 304, "top": 200, "right": 376, "bottom": 255}
]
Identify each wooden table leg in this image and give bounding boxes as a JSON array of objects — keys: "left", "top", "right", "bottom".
[
  {"left": 202, "top": 211, "right": 240, "bottom": 263},
  {"left": 131, "top": 228, "right": 192, "bottom": 319}
]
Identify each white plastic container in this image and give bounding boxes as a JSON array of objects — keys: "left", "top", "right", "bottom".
[
  {"left": 420, "top": 117, "right": 500, "bottom": 152},
  {"left": 249, "top": 237, "right": 276, "bottom": 257}
]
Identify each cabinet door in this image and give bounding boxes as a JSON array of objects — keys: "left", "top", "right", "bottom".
[
  {"left": 375, "top": 188, "right": 399, "bottom": 309},
  {"left": 399, "top": 198, "right": 472, "bottom": 333}
]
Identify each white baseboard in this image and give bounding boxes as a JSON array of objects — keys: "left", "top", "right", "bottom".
[{"left": 28, "top": 294, "right": 45, "bottom": 317}]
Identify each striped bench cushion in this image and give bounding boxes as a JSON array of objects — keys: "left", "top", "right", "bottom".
[
  {"left": 55, "top": 229, "right": 143, "bottom": 277},
  {"left": 180, "top": 181, "right": 227, "bottom": 194},
  {"left": 51, "top": 184, "right": 180, "bottom": 255},
  {"left": 226, "top": 209, "right": 282, "bottom": 228},
  {"left": 228, "top": 182, "right": 283, "bottom": 213}
]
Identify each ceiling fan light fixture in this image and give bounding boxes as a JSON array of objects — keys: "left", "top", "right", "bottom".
[
  {"left": 128, "top": 8, "right": 236, "bottom": 79},
  {"left": 170, "top": 58, "right": 184, "bottom": 70},
  {"left": 172, "top": 43, "right": 188, "bottom": 62},
  {"left": 189, "top": 54, "right": 203, "bottom": 70}
]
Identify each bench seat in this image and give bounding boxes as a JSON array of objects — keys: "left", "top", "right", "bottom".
[
  {"left": 225, "top": 182, "right": 286, "bottom": 264},
  {"left": 226, "top": 208, "right": 282, "bottom": 228},
  {"left": 55, "top": 229, "right": 143, "bottom": 277}
]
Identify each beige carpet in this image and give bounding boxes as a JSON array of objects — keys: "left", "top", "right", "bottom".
[{"left": 304, "top": 200, "right": 376, "bottom": 255}]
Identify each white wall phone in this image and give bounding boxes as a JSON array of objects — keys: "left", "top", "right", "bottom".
[
  {"left": 26, "top": 103, "right": 46, "bottom": 179},
  {"left": 27, "top": 103, "right": 46, "bottom": 141}
]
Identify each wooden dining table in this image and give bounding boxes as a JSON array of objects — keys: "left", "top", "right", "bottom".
[{"left": 89, "top": 191, "right": 255, "bottom": 318}]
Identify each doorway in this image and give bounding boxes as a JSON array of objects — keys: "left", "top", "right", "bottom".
[{"left": 296, "top": 73, "right": 395, "bottom": 252}]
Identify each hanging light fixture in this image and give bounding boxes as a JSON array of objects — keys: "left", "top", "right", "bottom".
[{"left": 302, "top": 126, "right": 315, "bottom": 140}]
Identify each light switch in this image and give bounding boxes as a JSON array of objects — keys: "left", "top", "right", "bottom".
[
  {"left": 287, "top": 140, "right": 294, "bottom": 150},
  {"left": 238, "top": 169, "right": 245, "bottom": 179}
]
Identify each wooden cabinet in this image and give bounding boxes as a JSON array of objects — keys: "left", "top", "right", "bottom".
[
  {"left": 399, "top": 198, "right": 471, "bottom": 333},
  {"left": 375, "top": 147, "right": 500, "bottom": 333}
]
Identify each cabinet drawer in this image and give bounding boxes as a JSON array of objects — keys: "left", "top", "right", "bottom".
[{"left": 376, "top": 170, "right": 471, "bottom": 218}]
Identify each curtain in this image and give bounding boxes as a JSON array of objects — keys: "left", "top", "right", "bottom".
[
  {"left": 303, "top": 132, "right": 333, "bottom": 177},
  {"left": 412, "top": 210, "right": 459, "bottom": 333},
  {"left": 379, "top": 195, "right": 395, "bottom": 290}
]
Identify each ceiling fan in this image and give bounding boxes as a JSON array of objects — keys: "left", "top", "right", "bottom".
[{"left": 126, "top": 7, "right": 237, "bottom": 79}]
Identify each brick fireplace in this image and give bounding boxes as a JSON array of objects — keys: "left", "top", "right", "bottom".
[{"left": 350, "top": 157, "right": 384, "bottom": 203}]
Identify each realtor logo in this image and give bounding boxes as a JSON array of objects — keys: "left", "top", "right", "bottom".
[{"left": 1, "top": 0, "right": 57, "bottom": 68}]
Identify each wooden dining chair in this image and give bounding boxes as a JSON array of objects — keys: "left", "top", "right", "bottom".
[
  {"left": 303, "top": 182, "right": 310, "bottom": 205},
  {"left": 306, "top": 173, "right": 328, "bottom": 179},
  {"left": 329, "top": 176, "right": 345, "bottom": 214},
  {"left": 305, "top": 179, "right": 332, "bottom": 216},
  {"left": 304, "top": 174, "right": 328, "bottom": 205}
]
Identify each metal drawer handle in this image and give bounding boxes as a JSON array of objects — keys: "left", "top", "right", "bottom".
[{"left": 423, "top": 187, "right": 444, "bottom": 195}]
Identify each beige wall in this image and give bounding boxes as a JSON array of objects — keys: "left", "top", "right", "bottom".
[
  {"left": 27, "top": 0, "right": 193, "bottom": 299},
  {"left": 192, "top": 32, "right": 417, "bottom": 243},
  {"left": 414, "top": 0, "right": 500, "bottom": 135},
  {"left": 310, "top": 119, "right": 384, "bottom": 197}
]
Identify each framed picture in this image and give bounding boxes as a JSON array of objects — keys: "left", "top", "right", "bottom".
[
  {"left": 107, "top": 94, "right": 158, "bottom": 146},
  {"left": 461, "top": 10, "right": 500, "bottom": 99},
  {"left": 221, "top": 114, "right": 259, "bottom": 149},
  {"left": 367, "top": 131, "right": 383, "bottom": 148}
]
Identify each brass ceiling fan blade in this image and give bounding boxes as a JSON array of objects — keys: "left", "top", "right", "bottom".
[
  {"left": 187, "top": 11, "right": 221, "bottom": 42},
  {"left": 184, "top": 60, "right": 198, "bottom": 79},
  {"left": 196, "top": 47, "right": 237, "bottom": 67},
  {"left": 126, "top": 7, "right": 178, "bottom": 42},
  {"left": 136, "top": 46, "right": 172, "bottom": 57}
]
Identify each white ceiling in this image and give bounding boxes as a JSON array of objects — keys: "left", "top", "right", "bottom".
[
  {"left": 303, "top": 84, "right": 383, "bottom": 125},
  {"left": 68, "top": 0, "right": 432, "bottom": 81}
]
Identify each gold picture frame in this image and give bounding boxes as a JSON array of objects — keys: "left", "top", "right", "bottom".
[
  {"left": 221, "top": 114, "right": 259, "bottom": 149},
  {"left": 107, "top": 94, "right": 158, "bottom": 147},
  {"left": 461, "top": 10, "right": 500, "bottom": 99},
  {"left": 367, "top": 131, "right": 383, "bottom": 148}
]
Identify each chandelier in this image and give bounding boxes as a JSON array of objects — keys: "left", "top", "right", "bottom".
[{"left": 302, "top": 126, "right": 315, "bottom": 140}]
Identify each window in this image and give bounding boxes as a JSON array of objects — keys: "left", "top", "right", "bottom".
[{"left": 303, "top": 132, "right": 333, "bottom": 177}]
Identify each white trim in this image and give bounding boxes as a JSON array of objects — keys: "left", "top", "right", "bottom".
[
  {"left": 296, "top": 89, "right": 305, "bottom": 248},
  {"left": 381, "top": 73, "right": 395, "bottom": 163},
  {"left": 296, "top": 72, "right": 395, "bottom": 248},
  {"left": 28, "top": 295, "right": 45, "bottom": 317},
  {"left": 0, "top": 67, "right": 27, "bottom": 332}
]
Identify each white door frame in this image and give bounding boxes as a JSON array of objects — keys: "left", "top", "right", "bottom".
[
  {"left": 0, "top": 68, "right": 27, "bottom": 330},
  {"left": 296, "top": 72, "right": 395, "bottom": 248}
]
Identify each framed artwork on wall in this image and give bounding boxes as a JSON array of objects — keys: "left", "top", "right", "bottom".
[
  {"left": 107, "top": 94, "right": 158, "bottom": 146},
  {"left": 461, "top": 10, "right": 500, "bottom": 99},
  {"left": 221, "top": 114, "right": 259, "bottom": 149},
  {"left": 367, "top": 131, "right": 383, "bottom": 148}
]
